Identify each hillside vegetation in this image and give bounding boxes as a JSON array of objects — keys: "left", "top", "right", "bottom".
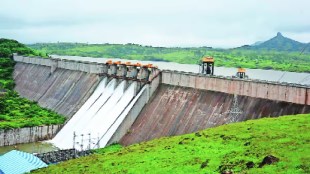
[
  {"left": 0, "top": 39, "right": 65, "bottom": 129},
  {"left": 32, "top": 114, "right": 310, "bottom": 174},
  {"left": 29, "top": 33, "right": 310, "bottom": 72}
]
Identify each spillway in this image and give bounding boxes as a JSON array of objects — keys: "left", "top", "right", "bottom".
[
  {"left": 51, "top": 78, "right": 109, "bottom": 148},
  {"left": 51, "top": 78, "right": 140, "bottom": 150}
]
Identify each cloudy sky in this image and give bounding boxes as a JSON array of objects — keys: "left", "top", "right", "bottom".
[{"left": 1, "top": 0, "right": 309, "bottom": 48}]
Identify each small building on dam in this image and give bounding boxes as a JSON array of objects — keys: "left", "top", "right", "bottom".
[{"left": 3, "top": 54, "right": 309, "bottom": 149}]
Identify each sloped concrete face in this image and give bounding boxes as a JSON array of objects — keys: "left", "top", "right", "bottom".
[
  {"left": 13, "top": 63, "right": 100, "bottom": 118},
  {"left": 120, "top": 84, "right": 310, "bottom": 146}
]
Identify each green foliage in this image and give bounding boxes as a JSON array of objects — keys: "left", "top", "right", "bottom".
[
  {"left": 0, "top": 38, "right": 65, "bottom": 129},
  {"left": 0, "top": 38, "right": 48, "bottom": 90},
  {"left": 0, "top": 89, "right": 65, "bottom": 129},
  {"left": 32, "top": 114, "right": 310, "bottom": 174},
  {"left": 29, "top": 43, "right": 310, "bottom": 72},
  {"left": 0, "top": 39, "right": 35, "bottom": 56}
]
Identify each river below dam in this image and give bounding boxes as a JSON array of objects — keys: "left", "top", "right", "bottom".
[
  {"left": 52, "top": 55, "right": 310, "bottom": 85},
  {"left": 0, "top": 142, "right": 57, "bottom": 155}
]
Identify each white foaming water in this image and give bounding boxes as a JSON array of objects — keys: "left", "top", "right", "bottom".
[
  {"left": 78, "top": 82, "right": 137, "bottom": 149},
  {"left": 51, "top": 78, "right": 117, "bottom": 149},
  {"left": 98, "top": 82, "right": 143, "bottom": 148},
  {"left": 93, "top": 82, "right": 137, "bottom": 148},
  {"left": 51, "top": 78, "right": 142, "bottom": 150},
  {"left": 51, "top": 78, "right": 107, "bottom": 145},
  {"left": 76, "top": 80, "right": 126, "bottom": 136},
  {"left": 71, "top": 79, "right": 118, "bottom": 132}
]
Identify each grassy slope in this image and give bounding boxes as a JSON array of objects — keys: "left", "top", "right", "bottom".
[
  {"left": 0, "top": 39, "right": 65, "bottom": 129},
  {"left": 29, "top": 43, "right": 310, "bottom": 72},
  {"left": 33, "top": 114, "right": 310, "bottom": 174}
]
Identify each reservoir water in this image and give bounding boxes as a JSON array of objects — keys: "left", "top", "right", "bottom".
[{"left": 52, "top": 55, "right": 310, "bottom": 85}]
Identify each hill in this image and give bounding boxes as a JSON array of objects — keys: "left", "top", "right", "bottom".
[
  {"left": 28, "top": 41, "right": 310, "bottom": 72},
  {"left": 0, "top": 38, "right": 65, "bottom": 129},
  {"left": 248, "top": 32, "right": 309, "bottom": 52},
  {"left": 32, "top": 114, "right": 310, "bottom": 174}
]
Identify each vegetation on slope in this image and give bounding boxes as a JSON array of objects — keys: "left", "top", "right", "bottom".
[
  {"left": 0, "top": 91, "right": 65, "bottom": 129},
  {"left": 29, "top": 38, "right": 310, "bottom": 72},
  {"left": 0, "top": 38, "right": 65, "bottom": 129},
  {"left": 32, "top": 114, "right": 310, "bottom": 174}
]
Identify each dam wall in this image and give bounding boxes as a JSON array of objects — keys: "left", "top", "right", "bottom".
[
  {"left": 0, "top": 125, "right": 62, "bottom": 146},
  {"left": 13, "top": 55, "right": 160, "bottom": 81},
  {"left": 120, "top": 84, "right": 310, "bottom": 146},
  {"left": 161, "top": 70, "right": 310, "bottom": 105},
  {"left": 13, "top": 62, "right": 101, "bottom": 118},
  {"left": 11, "top": 55, "right": 310, "bottom": 148},
  {"left": 11, "top": 55, "right": 161, "bottom": 149},
  {"left": 108, "top": 74, "right": 160, "bottom": 145},
  {"left": 13, "top": 54, "right": 105, "bottom": 74}
]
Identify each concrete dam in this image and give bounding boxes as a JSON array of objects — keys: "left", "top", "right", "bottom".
[{"left": 12, "top": 55, "right": 310, "bottom": 149}]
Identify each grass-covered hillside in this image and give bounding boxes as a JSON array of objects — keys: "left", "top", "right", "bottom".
[
  {"left": 0, "top": 39, "right": 65, "bottom": 129},
  {"left": 29, "top": 42, "right": 310, "bottom": 72},
  {"left": 33, "top": 114, "right": 310, "bottom": 174}
]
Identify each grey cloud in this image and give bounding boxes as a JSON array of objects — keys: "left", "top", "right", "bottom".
[{"left": 1, "top": 0, "right": 310, "bottom": 47}]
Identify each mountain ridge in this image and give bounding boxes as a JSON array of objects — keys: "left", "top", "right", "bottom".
[{"left": 239, "top": 32, "right": 309, "bottom": 53}]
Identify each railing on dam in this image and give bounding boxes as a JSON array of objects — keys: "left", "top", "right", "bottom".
[
  {"left": 13, "top": 54, "right": 105, "bottom": 74},
  {"left": 161, "top": 70, "right": 310, "bottom": 105}
]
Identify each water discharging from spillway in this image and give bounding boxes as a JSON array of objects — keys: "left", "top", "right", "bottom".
[{"left": 51, "top": 78, "right": 140, "bottom": 150}]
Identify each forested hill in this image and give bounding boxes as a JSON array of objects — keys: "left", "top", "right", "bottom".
[
  {"left": 0, "top": 39, "right": 65, "bottom": 129},
  {"left": 239, "top": 32, "right": 309, "bottom": 53}
]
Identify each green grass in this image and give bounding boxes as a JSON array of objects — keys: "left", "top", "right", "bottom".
[
  {"left": 29, "top": 43, "right": 310, "bottom": 72},
  {"left": 32, "top": 114, "right": 310, "bottom": 174}
]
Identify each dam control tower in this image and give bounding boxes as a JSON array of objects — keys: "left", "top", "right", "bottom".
[
  {"left": 199, "top": 56, "right": 214, "bottom": 75},
  {"left": 235, "top": 68, "right": 248, "bottom": 79}
]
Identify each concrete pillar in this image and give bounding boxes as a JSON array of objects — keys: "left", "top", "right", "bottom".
[
  {"left": 108, "top": 64, "right": 117, "bottom": 75},
  {"left": 50, "top": 59, "right": 58, "bottom": 73},
  {"left": 138, "top": 67, "right": 150, "bottom": 81},
  {"left": 101, "top": 64, "right": 108, "bottom": 74},
  {"left": 126, "top": 66, "right": 138, "bottom": 79},
  {"left": 307, "top": 89, "right": 310, "bottom": 105},
  {"left": 117, "top": 64, "right": 127, "bottom": 77}
]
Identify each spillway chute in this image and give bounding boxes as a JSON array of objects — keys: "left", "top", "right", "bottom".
[{"left": 51, "top": 77, "right": 108, "bottom": 145}]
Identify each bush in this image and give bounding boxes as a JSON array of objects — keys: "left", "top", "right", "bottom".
[{"left": 0, "top": 48, "right": 11, "bottom": 57}]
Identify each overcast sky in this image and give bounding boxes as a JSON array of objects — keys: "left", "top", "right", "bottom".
[{"left": 0, "top": 0, "right": 309, "bottom": 48}]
